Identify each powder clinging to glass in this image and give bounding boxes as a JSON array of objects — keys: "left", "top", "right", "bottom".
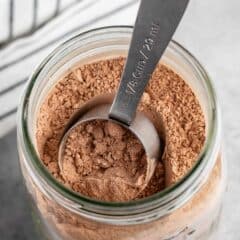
[{"left": 36, "top": 57, "right": 205, "bottom": 201}]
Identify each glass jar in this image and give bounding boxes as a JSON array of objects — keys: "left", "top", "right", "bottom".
[{"left": 17, "top": 26, "right": 226, "bottom": 240}]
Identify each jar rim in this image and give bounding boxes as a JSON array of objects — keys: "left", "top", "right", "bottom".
[{"left": 17, "top": 26, "right": 220, "bottom": 219}]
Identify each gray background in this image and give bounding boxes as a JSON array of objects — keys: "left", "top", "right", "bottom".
[{"left": 0, "top": 0, "right": 240, "bottom": 239}]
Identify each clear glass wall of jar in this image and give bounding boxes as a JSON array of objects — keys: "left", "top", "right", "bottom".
[{"left": 17, "top": 26, "right": 226, "bottom": 240}]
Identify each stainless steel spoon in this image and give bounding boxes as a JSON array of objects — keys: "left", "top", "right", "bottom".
[{"left": 59, "top": 0, "right": 189, "bottom": 191}]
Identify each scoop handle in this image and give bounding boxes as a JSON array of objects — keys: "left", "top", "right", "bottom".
[{"left": 109, "top": 0, "right": 189, "bottom": 125}]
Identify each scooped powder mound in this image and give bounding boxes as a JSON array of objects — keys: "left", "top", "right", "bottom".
[
  {"left": 61, "top": 120, "right": 147, "bottom": 201},
  {"left": 36, "top": 57, "right": 205, "bottom": 201}
]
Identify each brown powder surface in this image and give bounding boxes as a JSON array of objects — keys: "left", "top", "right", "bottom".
[
  {"left": 61, "top": 120, "right": 147, "bottom": 201},
  {"left": 36, "top": 57, "right": 205, "bottom": 201}
]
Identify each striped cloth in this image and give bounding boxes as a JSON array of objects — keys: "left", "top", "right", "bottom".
[{"left": 0, "top": 0, "right": 139, "bottom": 138}]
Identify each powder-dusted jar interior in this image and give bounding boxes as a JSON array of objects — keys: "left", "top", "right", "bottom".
[{"left": 17, "top": 26, "right": 226, "bottom": 240}]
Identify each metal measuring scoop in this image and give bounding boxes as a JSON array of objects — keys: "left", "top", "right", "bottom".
[{"left": 58, "top": 0, "right": 189, "bottom": 193}]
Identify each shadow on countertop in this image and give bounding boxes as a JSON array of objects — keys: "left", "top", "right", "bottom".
[{"left": 0, "top": 129, "right": 39, "bottom": 240}]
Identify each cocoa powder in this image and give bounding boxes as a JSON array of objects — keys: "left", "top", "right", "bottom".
[
  {"left": 36, "top": 57, "right": 205, "bottom": 200},
  {"left": 31, "top": 158, "right": 222, "bottom": 240},
  {"left": 61, "top": 120, "right": 147, "bottom": 201},
  {"left": 31, "top": 57, "right": 225, "bottom": 240}
]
